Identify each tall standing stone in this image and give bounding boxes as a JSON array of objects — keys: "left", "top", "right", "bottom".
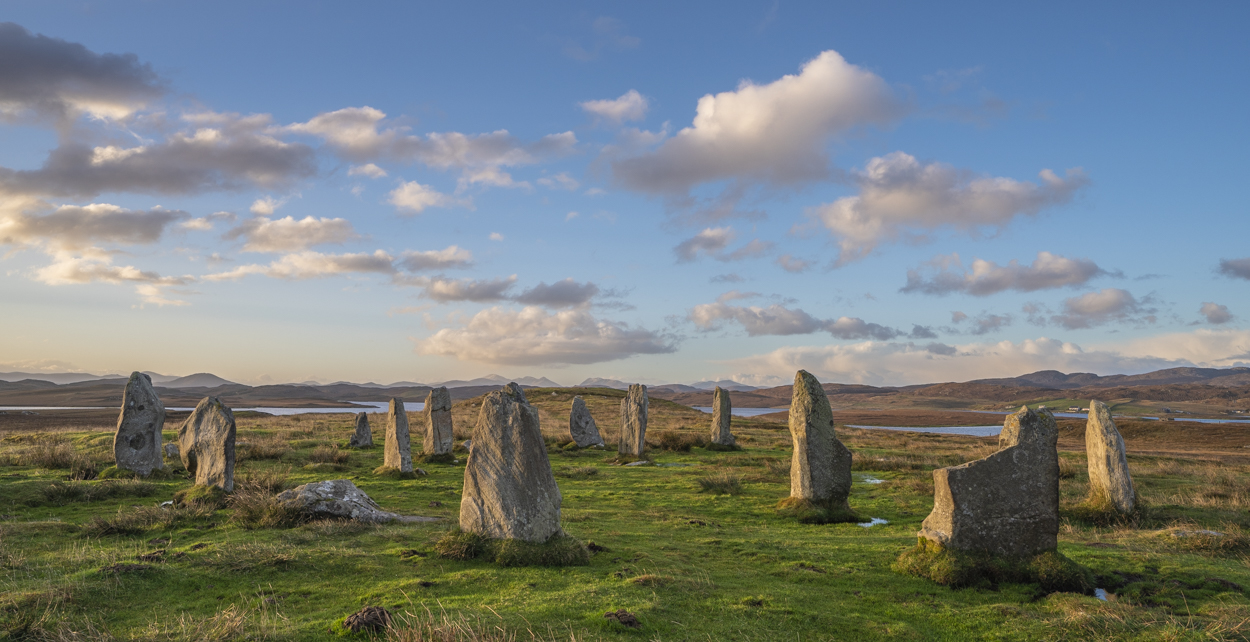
[
  {"left": 113, "top": 372, "right": 166, "bottom": 477},
  {"left": 348, "top": 412, "right": 372, "bottom": 448},
  {"left": 788, "top": 370, "right": 852, "bottom": 508},
  {"left": 618, "top": 384, "right": 647, "bottom": 458},
  {"left": 709, "top": 386, "right": 736, "bottom": 447},
  {"left": 384, "top": 398, "right": 412, "bottom": 472},
  {"left": 919, "top": 406, "right": 1059, "bottom": 557},
  {"left": 1086, "top": 400, "right": 1135, "bottom": 513},
  {"left": 569, "top": 396, "right": 605, "bottom": 448},
  {"left": 460, "top": 383, "right": 563, "bottom": 542},
  {"left": 423, "top": 387, "right": 454, "bottom": 455},
  {"left": 177, "top": 397, "right": 236, "bottom": 491}
]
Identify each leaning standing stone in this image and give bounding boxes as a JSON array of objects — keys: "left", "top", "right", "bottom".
[
  {"left": 348, "top": 412, "right": 372, "bottom": 448},
  {"left": 1086, "top": 400, "right": 1135, "bottom": 513},
  {"left": 460, "top": 383, "right": 563, "bottom": 542},
  {"left": 569, "top": 396, "right": 605, "bottom": 448},
  {"left": 919, "top": 406, "right": 1059, "bottom": 557},
  {"left": 788, "top": 371, "right": 852, "bottom": 509},
  {"left": 177, "top": 397, "right": 236, "bottom": 491},
  {"left": 618, "top": 384, "right": 647, "bottom": 457},
  {"left": 383, "top": 398, "right": 412, "bottom": 472},
  {"left": 423, "top": 387, "right": 454, "bottom": 456},
  {"left": 113, "top": 372, "right": 165, "bottom": 477},
  {"left": 709, "top": 386, "right": 736, "bottom": 447}
]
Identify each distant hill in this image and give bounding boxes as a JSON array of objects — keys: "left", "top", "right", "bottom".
[
  {"left": 162, "top": 373, "right": 237, "bottom": 388},
  {"left": 0, "top": 372, "right": 126, "bottom": 385},
  {"left": 576, "top": 378, "right": 632, "bottom": 389},
  {"left": 689, "top": 380, "right": 760, "bottom": 391},
  {"left": 970, "top": 367, "right": 1250, "bottom": 389}
]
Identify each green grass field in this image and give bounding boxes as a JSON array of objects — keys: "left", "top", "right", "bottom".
[{"left": 3, "top": 390, "right": 1250, "bottom": 640}]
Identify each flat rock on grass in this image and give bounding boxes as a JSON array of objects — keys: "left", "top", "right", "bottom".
[
  {"left": 113, "top": 371, "right": 166, "bottom": 477},
  {"left": 177, "top": 397, "right": 236, "bottom": 491},
  {"left": 276, "top": 479, "right": 398, "bottom": 523},
  {"left": 919, "top": 406, "right": 1060, "bottom": 557},
  {"left": 460, "top": 383, "right": 563, "bottom": 542}
]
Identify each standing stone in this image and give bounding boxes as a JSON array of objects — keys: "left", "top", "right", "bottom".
[
  {"left": 177, "top": 397, "right": 236, "bottom": 491},
  {"left": 788, "top": 371, "right": 852, "bottom": 508},
  {"left": 569, "top": 396, "right": 605, "bottom": 448},
  {"left": 383, "top": 398, "right": 412, "bottom": 472},
  {"left": 710, "top": 386, "right": 736, "bottom": 447},
  {"left": 348, "top": 412, "right": 372, "bottom": 448},
  {"left": 113, "top": 372, "right": 165, "bottom": 477},
  {"left": 460, "top": 383, "right": 563, "bottom": 542},
  {"left": 618, "top": 384, "right": 648, "bottom": 457},
  {"left": 919, "top": 406, "right": 1059, "bottom": 557},
  {"left": 423, "top": 387, "right": 454, "bottom": 455},
  {"left": 1086, "top": 400, "right": 1135, "bottom": 513}
]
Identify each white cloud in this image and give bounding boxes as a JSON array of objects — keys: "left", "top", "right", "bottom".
[
  {"left": 612, "top": 50, "right": 906, "bottom": 195},
  {"left": 418, "top": 276, "right": 517, "bottom": 302},
  {"left": 224, "top": 215, "right": 359, "bottom": 253},
  {"left": 1200, "top": 302, "right": 1233, "bottom": 325},
  {"left": 396, "top": 246, "right": 473, "bottom": 271},
  {"left": 722, "top": 332, "right": 1250, "bottom": 387},
  {"left": 0, "top": 203, "right": 185, "bottom": 250},
  {"left": 30, "top": 251, "right": 194, "bottom": 306},
  {"left": 775, "top": 254, "right": 812, "bottom": 273},
  {"left": 673, "top": 226, "right": 773, "bottom": 262},
  {"left": 1051, "top": 288, "right": 1154, "bottom": 329},
  {"left": 488, "top": 232, "right": 504, "bottom": 241},
  {"left": 811, "top": 152, "right": 1088, "bottom": 265},
  {"left": 1219, "top": 257, "right": 1250, "bottom": 280},
  {"left": 134, "top": 283, "right": 191, "bottom": 307},
  {"left": 580, "top": 90, "right": 648, "bottom": 124},
  {"left": 514, "top": 279, "right": 600, "bottom": 308},
  {"left": 387, "top": 181, "right": 471, "bottom": 214},
  {"left": 537, "top": 172, "right": 580, "bottom": 190},
  {"left": 204, "top": 250, "right": 396, "bottom": 281},
  {"left": 348, "top": 163, "right": 387, "bottom": 178},
  {"left": 902, "top": 251, "right": 1107, "bottom": 296},
  {"left": 951, "top": 311, "right": 1013, "bottom": 335},
  {"left": 416, "top": 306, "right": 675, "bottom": 366},
  {"left": 689, "top": 302, "right": 900, "bottom": 340},
  {"left": 249, "top": 196, "right": 285, "bottom": 215},
  {"left": 0, "top": 22, "right": 164, "bottom": 123}
]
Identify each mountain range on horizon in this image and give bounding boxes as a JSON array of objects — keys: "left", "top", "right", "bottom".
[{"left": 2, "top": 366, "right": 1249, "bottom": 392}]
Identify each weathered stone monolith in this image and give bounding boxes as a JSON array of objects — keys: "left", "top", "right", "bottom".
[
  {"left": 177, "top": 397, "right": 236, "bottom": 491},
  {"left": 423, "top": 387, "right": 454, "bottom": 455},
  {"left": 710, "top": 386, "right": 736, "bottom": 447},
  {"left": 569, "top": 396, "right": 605, "bottom": 448},
  {"left": 618, "top": 384, "right": 647, "bottom": 457},
  {"left": 384, "top": 398, "right": 412, "bottom": 472},
  {"left": 348, "top": 412, "right": 372, "bottom": 448},
  {"left": 1086, "top": 400, "right": 1135, "bottom": 513},
  {"left": 788, "top": 371, "right": 852, "bottom": 509},
  {"left": 919, "top": 406, "right": 1059, "bottom": 556},
  {"left": 459, "top": 383, "right": 563, "bottom": 542},
  {"left": 113, "top": 372, "right": 165, "bottom": 477}
]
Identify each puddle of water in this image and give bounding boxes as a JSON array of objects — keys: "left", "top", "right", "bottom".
[
  {"left": 858, "top": 517, "right": 888, "bottom": 528},
  {"left": 1095, "top": 588, "right": 1109, "bottom": 601},
  {"left": 858, "top": 476, "right": 885, "bottom": 484}
]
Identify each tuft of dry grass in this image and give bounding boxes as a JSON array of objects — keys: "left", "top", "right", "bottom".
[
  {"left": 383, "top": 605, "right": 583, "bottom": 642},
  {"left": 308, "top": 445, "right": 349, "bottom": 464},
  {"left": 695, "top": 472, "right": 743, "bottom": 495},
  {"left": 235, "top": 466, "right": 291, "bottom": 495},
  {"left": 649, "top": 431, "right": 707, "bottom": 452},
  {"left": 235, "top": 436, "right": 290, "bottom": 461}
]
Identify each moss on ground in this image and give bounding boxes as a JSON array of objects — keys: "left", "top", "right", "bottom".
[{"left": 894, "top": 537, "right": 1095, "bottom": 594}]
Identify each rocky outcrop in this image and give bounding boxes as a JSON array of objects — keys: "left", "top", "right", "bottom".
[
  {"left": 1086, "top": 400, "right": 1135, "bottom": 512},
  {"left": 348, "top": 412, "right": 372, "bottom": 448},
  {"left": 177, "top": 397, "right": 236, "bottom": 491},
  {"left": 459, "top": 383, "right": 563, "bottom": 542},
  {"left": 788, "top": 371, "right": 851, "bottom": 508},
  {"left": 709, "top": 386, "right": 735, "bottom": 447},
  {"left": 919, "top": 406, "right": 1060, "bottom": 556},
  {"left": 383, "top": 398, "right": 412, "bottom": 472},
  {"left": 618, "top": 384, "right": 648, "bottom": 457},
  {"left": 423, "top": 387, "right": 454, "bottom": 455},
  {"left": 276, "top": 479, "right": 397, "bottom": 523},
  {"left": 113, "top": 372, "right": 165, "bottom": 477},
  {"left": 569, "top": 396, "right": 605, "bottom": 448}
]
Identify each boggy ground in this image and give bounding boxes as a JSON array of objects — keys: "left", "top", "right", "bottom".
[{"left": 2, "top": 387, "right": 1250, "bottom": 640}]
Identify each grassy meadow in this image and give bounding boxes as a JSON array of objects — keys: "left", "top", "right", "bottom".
[{"left": 2, "top": 387, "right": 1250, "bottom": 640}]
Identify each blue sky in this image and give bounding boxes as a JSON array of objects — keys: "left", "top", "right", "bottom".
[{"left": 1, "top": 1, "right": 1248, "bottom": 386}]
